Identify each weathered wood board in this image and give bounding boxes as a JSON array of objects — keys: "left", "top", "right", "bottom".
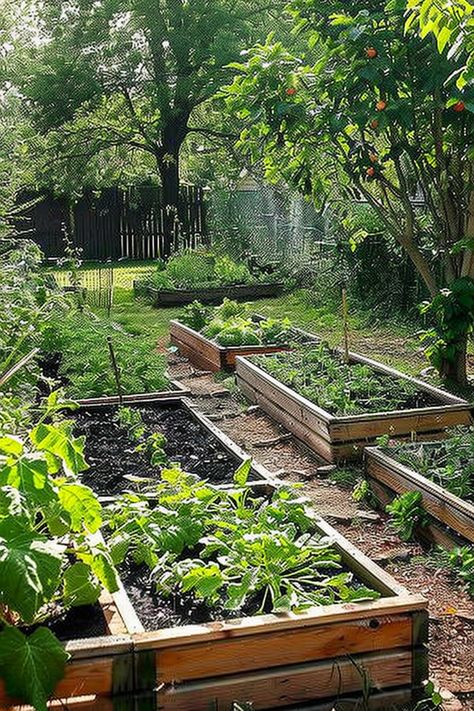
[
  {"left": 135, "top": 281, "right": 285, "bottom": 307},
  {"left": 366, "top": 445, "right": 474, "bottom": 545}
]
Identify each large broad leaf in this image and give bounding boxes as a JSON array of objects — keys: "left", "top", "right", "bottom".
[
  {"left": 0, "top": 454, "right": 54, "bottom": 504},
  {"left": 0, "top": 626, "right": 68, "bottom": 711},
  {"left": 30, "top": 423, "right": 88, "bottom": 476},
  {"left": 58, "top": 483, "right": 102, "bottom": 533},
  {"left": 0, "top": 517, "right": 63, "bottom": 623},
  {"left": 0, "top": 486, "right": 25, "bottom": 518},
  {"left": 63, "top": 562, "right": 101, "bottom": 607},
  {"left": 78, "top": 544, "right": 119, "bottom": 593}
]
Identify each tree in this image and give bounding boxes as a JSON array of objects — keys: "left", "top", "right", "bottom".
[
  {"left": 223, "top": 0, "right": 474, "bottom": 383},
  {"left": 16, "top": 0, "right": 284, "bottom": 257},
  {"left": 406, "top": 0, "right": 474, "bottom": 89}
]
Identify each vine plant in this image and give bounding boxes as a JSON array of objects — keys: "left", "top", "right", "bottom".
[{"left": 0, "top": 393, "right": 118, "bottom": 711}]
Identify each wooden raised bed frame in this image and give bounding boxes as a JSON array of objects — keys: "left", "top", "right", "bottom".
[
  {"left": 366, "top": 444, "right": 474, "bottom": 547},
  {"left": 134, "top": 280, "right": 285, "bottom": 307},
  {"left": 235, "top": 350, "right": 473, "bottom": 462},
  {"left": 4, "top": 396, "right": 428, "bottom": 709},
  {"left": 170, "top": 317, "right": 316, "bottom": 372}
]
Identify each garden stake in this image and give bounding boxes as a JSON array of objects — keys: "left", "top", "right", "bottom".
[
  {"left": 107, "top": 335, "right": 124, "bottom": 406},
  {"left": 342, "top": 286, "right": 350, "bottom": 364}
]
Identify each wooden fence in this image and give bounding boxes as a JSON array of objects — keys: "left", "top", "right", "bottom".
[{"left": 16, "top": 185, "right": 207, "bottom": 260}]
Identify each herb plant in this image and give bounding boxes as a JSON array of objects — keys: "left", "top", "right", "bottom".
[
  {"left": 382, "top": 433, "right": 474, "bottom": 503},
  {"left": 41, "top": 310, "right": 170, "bottom": 398},
  {"left": 252, "top": 344, "right": 430, "bottom": 416},
  {"left": 107, "top": 460, "right": 379, "bottom": 616},
  {"left": 140, "top": 250, "right": 263, "bottom": 293},
  {"left": 386, "top": 491, "right": 428, "bottom": 541}
]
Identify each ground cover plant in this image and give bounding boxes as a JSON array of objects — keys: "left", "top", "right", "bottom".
[
  {"left": 180, "top": 298, "right": 296, "bottom": 347},
  {"left": 137, "top": 250, "right": 279, "bottom": 294},
  {"left": 106, "top": 460, "right": 380, "bottom": 628},
  {"left": 40, "top": 308, "right": 170, "bottom": 399},
  {"left": 251, "top": 343, "right": 435, "bottom": 416},
  {"left": 381, "top": 432, "right": 474, "bottom": 503}
]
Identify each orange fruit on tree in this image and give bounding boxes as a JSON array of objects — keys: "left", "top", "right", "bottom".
[
  {"left": 370, "top": 119, "right": 379, "bottom": 129},
  {"left": 369, "top": 152, "right": 378, "bottom": 163},
  {"left": 286, "top": 87, "right": 297, "bottom": 96},
  {"left": 453, "top": 100, "right": 465, "bottom": 112},
  {"left": 366, "top": 47, "right": 378, "bottom": 59},
  {"left": 376, "top": 100, "right": 387, "bottom": 111},
  {"left": 366, "top": 166, "right": 376, "bottom": 177}
]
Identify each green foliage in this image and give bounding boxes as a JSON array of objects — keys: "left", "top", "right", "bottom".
[
  {"left": 0, "top": 400, "right": 118, "bottom": 710},
  {"left": 406, "top": 0, "right": 474, "bottom": 89},
  {"left": 41, "top": 310, "right": 170, "bottom": 398},
  {"left": 386, "top": 491, "right": 427, "bottom": 541},
  {"left": 252, "top": 344, "right": 422, "bottom": 416},
  {"left": 384, "top": 433, "right": 474, "bottom": 501},
  {"left": 444, "top": 546, "right": 474, "bottom": 595},
  {"left": 107, "top": 463, "right": 379, "bottom": 614},
  {"left": 420, "top": 277, "right": 474, "bottom": 376},
  {"left": 182, "top": 299, "right": 295, "bottom": 347},
  {"left": 143, "top": 251, "right": 259, "bottom": 292},
  {"left": 0, "top": 626, "right": 69, "bottom": 711}
]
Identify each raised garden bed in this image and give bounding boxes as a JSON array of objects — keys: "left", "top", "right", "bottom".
[
  {"left": 106, "top": 492, "right": 428, "bottom": 710},
  {"left": 235, "top": 347, "right": 473, "bottom": 462},
  {"left": 170, "top": 316, "right": 315, "bottom": 372},
  {"left": 74, "top": 394, "right": 270, "bottom": 495},
  {"left": 134, "top": 280, "right": 285, "bottom": 307},
  {"left": 366, "top": 441, "right": 474, "bottom": 547},
  {"left": 2, "top": 398, "right": 429, "bottom": 710}
]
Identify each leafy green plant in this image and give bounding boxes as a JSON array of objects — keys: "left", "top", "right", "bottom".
[
  {"left": 116, "top": 407, "right": 146, "bottom": 441},
  {"left": 386, "top": 491, "right": 428, "bottom": 541},
  {"left": 139, "top": 251, "right": 264, "bottom": 293},
  {"left": 0, "top": 393, "right": 118, "bottom": 710},
  {"left": 107, "top": 460, "right": 380, "bottom": 615},
  {"left": 181, "top": 299, "right": 298, "bottom": 348},
  {"left": 41, "top": 310, "right": 170, "bottom": 398},
  {"left": 252, "top": 344, "right": 424, "bottom": 416},
  {"left": 383, "top": 433, "right": 474, "bottom": 502},
  {"left": 443, "top": 546, "right": 474, "bottom": 596}
]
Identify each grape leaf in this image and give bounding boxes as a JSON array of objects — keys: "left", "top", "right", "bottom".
[
  {"left": 30, "top": 424, "right": 88, "bottom": 475},
  {"left": 58, "top": 483, "right": 102, "bottom": 533},
  {"left": 63, "top": 562, "right": 101, "bottom": 607},
  {"left": 0, "top": 517, "right": 64, "bottom": 623},
  {"left": 0, "top": 454, "right": 54, "bottom": 504},
  {"left": 0, "top": 626, "right": 68, "bottom": 711}
]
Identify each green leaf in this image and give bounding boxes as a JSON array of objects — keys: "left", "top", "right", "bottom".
[
  {"left": 58, "top": 483, "right": 102, "bottom": 533},
  {"left": 0, "top": 626, "right": 68, "bottom": 711},
  {"left": 181, "top": 564, "right": 223, "bottom": 599},
  {"left": 78, "top": 545, "right": 119, "bottom": 593},
  {"left": 233, "top": 458, "right": 252, "bottom": 486},
  {"left": 0, "top": 454, "right": 54, "bottom": 504},
  {"left": 0, "top": 517, "right": 64, "bottom": 622},
  {"left": 0, "top": 435, "right": 23, "bottom": 456},
  {"left": 63, "top": 562, "right": 101, "bottom": 607},
  {"left": 30, "top": 424, "right": 88, "bottom": 475}
]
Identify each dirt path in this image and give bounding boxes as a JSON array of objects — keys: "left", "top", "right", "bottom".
[{"left": 168, "top": 353, "right": 474, "bottom": 710}]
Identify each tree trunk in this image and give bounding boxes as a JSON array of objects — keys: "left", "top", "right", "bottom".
[
  {"left": 157, "top": 116, "right": 189, "bottom": 260},
  {"left": 439, "top": 334, "right": 468, "bottom": 385},
  {"left": 158, "top": 153, "right": 180, "bottom": 260}
]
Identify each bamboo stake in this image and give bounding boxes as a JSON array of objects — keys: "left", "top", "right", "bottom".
[{"left": 342, "top": 286, "right": 350, "bottom": 364}]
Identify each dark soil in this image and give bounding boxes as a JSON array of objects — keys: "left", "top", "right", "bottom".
[
  {"left": 74, "top": 402, "right": 247, "bottom": 496},
  {"left": 42, "top": 602, "right": 108, "bottom": 641}
]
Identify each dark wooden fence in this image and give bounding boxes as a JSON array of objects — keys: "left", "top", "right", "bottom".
[{"left": 16, "top": 185, "right": 207, "bottom": 260}]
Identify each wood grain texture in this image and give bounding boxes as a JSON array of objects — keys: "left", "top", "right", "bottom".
[
  {"left": 157, "top": 650, "right": 414, "bottom": 711},
  {"left": 155, "top": 615, "right": 413, "bottom": 683}
]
